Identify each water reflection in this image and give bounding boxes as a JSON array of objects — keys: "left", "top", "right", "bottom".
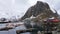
[{"left": 0, "top": 24, "right": 30, "bottom": 34}]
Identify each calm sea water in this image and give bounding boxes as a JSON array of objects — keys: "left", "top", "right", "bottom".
[{"left": 0, "top": 24, "right": 30, "bottom": 34}]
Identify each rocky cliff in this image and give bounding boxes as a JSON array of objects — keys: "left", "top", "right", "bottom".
[{"left": 21, "top": 1, "right": 58, "bottom": 20}]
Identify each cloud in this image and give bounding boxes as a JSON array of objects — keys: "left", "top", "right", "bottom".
[
  {"left": 44, "top": 0, "right": 60, "bottom": 14},
  {"left": 57, "top": 10, "right": 60, "bottom": 15},
  {"left": 0, "top": 0, "right": 60, "bottom": 18}
]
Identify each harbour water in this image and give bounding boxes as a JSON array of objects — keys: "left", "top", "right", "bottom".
[
  {"left": 0, "top": 23, "right": 31, "bottom": 34},
  {"left": 0, "top": 23, "right": 60, "bottom": 34}
]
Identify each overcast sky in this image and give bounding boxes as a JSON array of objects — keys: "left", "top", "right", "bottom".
[{"left": 0, "top": 0, "right": 60, "bottom": 18}]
